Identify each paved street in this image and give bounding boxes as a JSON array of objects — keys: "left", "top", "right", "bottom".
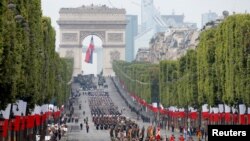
[
  {"left": 61, "top": 93, "right": 110, "bottom": 141},
  {"left": 61, "top": 77, "right": 202, "bottom": 141}
]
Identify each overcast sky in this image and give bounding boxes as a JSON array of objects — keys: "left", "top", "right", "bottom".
[
  {"left": 42, "top": 0, "right": 250, "bottom": 27},
  {"left": 41, "top": 0, "right": 250, "bottom": 75},
  {"left": 41, "top": 0, "right": 250, "bottom": 48}
]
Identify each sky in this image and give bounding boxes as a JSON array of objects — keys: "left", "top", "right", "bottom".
[
  {"left": 41, "top": 0, "right": 250, "bottom": 74},
  {"left": 42, "top": 0, "right": 250, "bottom": 48}
]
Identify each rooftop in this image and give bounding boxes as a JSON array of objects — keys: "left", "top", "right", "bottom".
[{"left": 59, "top": 4, "right": 126, "bottom": 14}]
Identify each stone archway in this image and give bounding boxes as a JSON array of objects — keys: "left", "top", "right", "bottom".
[{"left": 57, "top": 5, "right": 126, "bottom": 76}]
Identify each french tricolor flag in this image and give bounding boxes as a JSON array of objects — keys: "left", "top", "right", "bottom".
[
  {"left": 85, "top": 36, "right": 94, "bottom": 64},
  {"left": 239, "top": 104, "right": 246, "bottom": 125}
]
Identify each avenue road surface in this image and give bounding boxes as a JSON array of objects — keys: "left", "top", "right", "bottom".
[{"left": 61, "top": 77, "right": 200, "bottom": 141}]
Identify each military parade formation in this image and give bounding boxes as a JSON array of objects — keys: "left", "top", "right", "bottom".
[{"left": 62, "top": 74, "right": 199, "bottom": 141}]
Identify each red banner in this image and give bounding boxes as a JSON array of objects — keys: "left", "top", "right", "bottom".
[
  {"left": 26, "top": 115, "right": 34, "bottom": 129},
  {"left": 189, "top": 112, "right": 198, "bottom": 119},
  {"left": 20, "top": 117, "right": 25, "bottom": 130},
  {"left": 42, "top": 113, "right": 47, "bottom": 123},
  {"left": 213, "top": 113, "right": 219, "bottom": 122},
  {"left": 202, "top": 112, "right": 210, "bottom": 119},
  {"left": 35, "top": 115, "right": 41, "bottom": 126},
  {"left": 225, "top": 113, "right": 231, "bottom": 123},
  {"left": 1, "top": 120, "right": 9, "bottom": 138},
  {"left": 14, "top": 116, "right": 21, "bottom": 131},
  {"left": 53, "top": 111, "right": 61, "bottom": 119},
  {"left": 248, "top": 114, "right": 250, "bottom": 125},
  {"left": 233, "top": 114, "right": 238, "bottom": 124},
  {"left": 179, "top": 112, "right": 185, "bottom": 118},
  {"left": 240, "top": 114, "right": 245, "bottom": 125}
]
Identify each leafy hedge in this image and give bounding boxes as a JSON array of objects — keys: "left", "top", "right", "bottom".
[
  {"left": 0, "top": 0, "right": 73, "bottom": 109},
  {"left": 113, "top": 61, "right": 159, "bottom": 103}
]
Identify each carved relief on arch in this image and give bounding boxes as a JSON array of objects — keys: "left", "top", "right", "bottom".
[
  {"left": 80, "top": 31, "right": 105, "bottom": 43},
  {"left": 110, "top": 50, "right": 120, "bottom": 63},
  {"left": 62, "top": 33, "right": 78, "bottom": 42}
]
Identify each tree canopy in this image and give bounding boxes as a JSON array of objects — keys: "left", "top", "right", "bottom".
[
  {"left": 0, "top": 0, "right": 73, "bottom": 110},
  {"left": 114, "top": 14, "right": 250, "bottom": 108}
]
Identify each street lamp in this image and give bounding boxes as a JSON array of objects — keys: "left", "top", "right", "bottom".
[
  {"left": 7, "top": 2, "right": 16, "bottom": 10},
  {"left": 0, "top": 111, "right": 3, "bottom": 119},
  {"left": 9, "top": 103, "right": 19, "bottom": 141}
]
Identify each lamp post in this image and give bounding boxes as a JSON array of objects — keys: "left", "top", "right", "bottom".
[
  {"left": 18, "top": 113, "right": 23, "bottom": 141},
  {"left": 8, "top": 103, "right": 18, "bottom": 141},
  {"left": 39, "top": 112, "right": 43, "bottom": 141},
  {"left": 0, "top": 111, "right": 4, "bottom": 141}
]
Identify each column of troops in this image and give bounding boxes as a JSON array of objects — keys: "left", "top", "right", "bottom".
[
  {"left": 88, "top": 90, "right": 121, "bottom": 130},
  {"left": 88, "top": 89, "right": 148, "bottom": 141}
]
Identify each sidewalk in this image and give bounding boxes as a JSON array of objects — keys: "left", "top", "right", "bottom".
[{"left": 110, "top": 77, "right": 204, "bottom": 141}]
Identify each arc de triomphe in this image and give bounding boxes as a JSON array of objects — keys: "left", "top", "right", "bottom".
[{"left": 57, "top": 5, "right": 126, "bottom": 76}]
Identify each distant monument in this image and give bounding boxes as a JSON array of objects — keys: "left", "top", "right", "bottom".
[{"left": 57, "top": 5, "right": 127, "bottom": 76}]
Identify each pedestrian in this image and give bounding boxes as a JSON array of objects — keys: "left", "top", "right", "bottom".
[
  {"left": 86, "top": 117, "right": 88, "bottom": 123},
  {"left": 53, "top": 130, "right": 58, "bottom": 141},
  {"left": 165, "top": 135, "right": 168, "bottom": 141},
  {"left": 155, "top": 128, "right": 161, "bottom": 141},
  {"left": 58, "top": 128, "right": 61, "bottom": 140},
  {"left": 80, "top": 123, "right": 83, "bottom": 130},
  {"left": 201, "top": 127, "right": 204, "bottom": 139},
  {"left": 170, "top": 134, "right": 175, "bottom": 141},
  {"left": 171, "top": 124, "right": 174, "bottom": 133},
  {"left": 197, "top": 129, "right": 202, "bottom": 141},
  {"left": 86, "top": 124, "right": 89, "bottom": 133},
  {"left": 110, "top": 128, "right": 114, "bottom": 141},
  {"left": 178, "top": 134, "right": 184, "bottom": 141},
  {"left": 183, "top": 127, "right": 187, "bottom": 140}
]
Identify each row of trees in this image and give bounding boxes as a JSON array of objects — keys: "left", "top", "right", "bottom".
[
  {"left": 113, "top": 61, "right": 159, "bottom": 103},
  {"left": 114, "top": 14, "right": 250, "bottom": 108},
  {"left": 0, "top": 0, "right": 73, "bottom": 110}
]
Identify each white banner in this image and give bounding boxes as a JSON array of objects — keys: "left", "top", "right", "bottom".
[
  {"left": 239, "top": 104, "right": 246, "bottom": 115},
  {"left": 159, "top": 103, "right": 164, "bottom": 109},
  {"left": 41, "top": 104, "right": 49, "bottom": 113},
  {"left": 152, "top": 102, "right": 157, "bottom": 108},
  {"left": 32, "top": 105, "right": 42, "bottom": 115},
  {"left": 179, "top": 108, "right": 185, "bottom": 112},
  {"left": 174, "top": 106, "right": 178, "bottom": 112},
  {"left": 12, "top": 100, "right": 27, "bottom": 116},
  {"left": 209, "top": 106, "right": 213, "bottom": 113},
  {"left": 189, "top": 106, "right": 197, "bottom": 112},
  {"left": 225, "top": 104, "right": 231, "bottom": 113},
  {"left": 248, "top": 107, "right": 250, "bottom": 114},
  {"left": 202, "top": 104, "right": 209, "bottom": 112},
  {"left": 53, "top": 106, "right": 58, "bottom": 112},
  {"left": 0, "top": 104, "right": 11, "bottom": 119},
  {"left": 48, "top": 104, "right": 54, "bottom": 112},
  {"left": 218, "top": 104, "right": 224, "bottom": 113},
  {"left": 213, "top": 107, "right": 219, "bottom": 114},
  {"left": 232, "top": 107, "right": 237, "bottom": 113}
]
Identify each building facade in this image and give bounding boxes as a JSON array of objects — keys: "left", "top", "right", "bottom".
[
  {"left": 125, "top": 15, "right": 138, "bottom": 62},
  {"left": 201, "top": 11, "right": 218, "bottom": 27}
]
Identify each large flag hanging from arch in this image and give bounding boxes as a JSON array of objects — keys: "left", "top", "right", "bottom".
[{"left": 85, "top": 36, "right": 94, "bottom": 64}]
